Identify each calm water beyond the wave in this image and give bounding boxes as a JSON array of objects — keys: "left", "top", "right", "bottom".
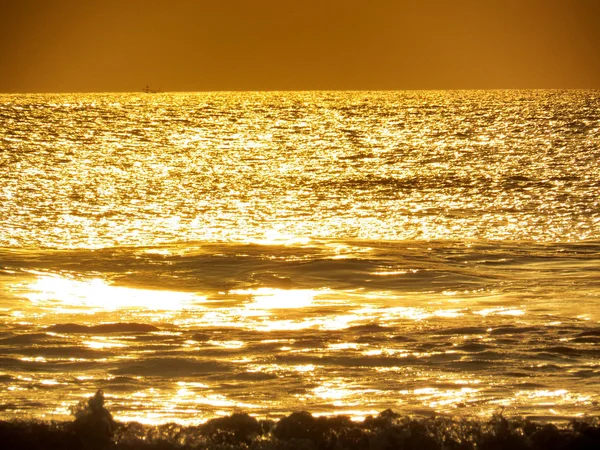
[{"left": 0, "top": 90, "right": 599, "bottom": 424}]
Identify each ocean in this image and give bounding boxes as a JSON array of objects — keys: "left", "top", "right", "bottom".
[{"left": 0, "top": 90, "right": 598, "bottom": 425}]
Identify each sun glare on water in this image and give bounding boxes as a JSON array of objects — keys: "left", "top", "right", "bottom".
[
  {"left": 232, "top": 287, "right": 319, "bottom": 309},
  {"left": 24, "top": 275, "right": 204, "bottom": 311}
]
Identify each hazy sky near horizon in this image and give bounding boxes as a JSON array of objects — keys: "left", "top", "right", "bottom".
[{"left": 1, "top": 0, "right": 600, "bottom": 93}]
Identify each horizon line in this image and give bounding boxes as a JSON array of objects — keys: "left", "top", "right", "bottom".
[{"left": 2, "top": 87, "right": 600, "bottom": 95}]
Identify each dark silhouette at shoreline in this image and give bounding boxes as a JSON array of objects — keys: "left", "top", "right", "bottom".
[
  {"left": 0, "top": 391, "right": 598, "bottom": 450},
  {"left": 71, "top": 390, "right": 115, "bottom": 449}
]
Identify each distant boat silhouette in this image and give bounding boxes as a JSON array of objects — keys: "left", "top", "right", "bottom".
[{"left": 142, "top": 85, "right": 161, "bottom": 93}]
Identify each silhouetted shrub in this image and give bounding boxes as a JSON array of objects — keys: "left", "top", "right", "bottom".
[
  {"left": 274, "top": 412, "right": 361, "bottom": 450},
  {"left": 203, "top": 412, "right": 262, "bottom": 444},
  {"left": 0, "top": 420, "right": 79, "bottom": 450},
  {"left": 479, "top": 413, "right": 528, "bottom": 450},
  {"left": 1, "top": 394, "right": 600, "bottom": 450},
  {"left": 363, "top": 409, "right": 402, "bottom": 429},
  {"left": 274, "top": 412, "right": 322, "bottom": 442},
  {"left": 71, "top": 390, "right": 116, "bottom": 449}
]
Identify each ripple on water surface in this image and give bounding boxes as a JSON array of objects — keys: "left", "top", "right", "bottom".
[{"left": 1, "top": 90, "right": 599, "bottom": 248}]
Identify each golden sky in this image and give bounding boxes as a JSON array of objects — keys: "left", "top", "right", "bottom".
[{"left": 1, "top": 0, "right": 599, "bottom": 92}]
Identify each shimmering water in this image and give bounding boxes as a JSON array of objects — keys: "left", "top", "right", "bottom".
[{"left": 0, "top": 90, "right": 599, "bottom": 424}]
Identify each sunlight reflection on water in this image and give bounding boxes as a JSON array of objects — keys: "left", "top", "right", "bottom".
[
  {"left": 1, "top": 90, "right": 599, "bottom": 424},
  {"left": 2, "top": 240, "right": 598, "bottom": 423},
  {"left": 25, "top": 275, "right": 204, "bottom": 311},
  {"left": 232, "top": 287, "right": 319, "bottom": 309}
]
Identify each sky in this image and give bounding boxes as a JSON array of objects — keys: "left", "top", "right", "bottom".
[{"left": 1, "top": 0, "right": 600, "bottom": 92}]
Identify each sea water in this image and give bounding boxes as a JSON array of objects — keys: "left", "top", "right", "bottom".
[{"left": 0, "top": 90, "right": 599, "bottom": 424}]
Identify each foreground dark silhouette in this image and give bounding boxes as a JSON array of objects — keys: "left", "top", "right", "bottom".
[{"left": 0, "top": 391, "right": 599, "bottom": 450}]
